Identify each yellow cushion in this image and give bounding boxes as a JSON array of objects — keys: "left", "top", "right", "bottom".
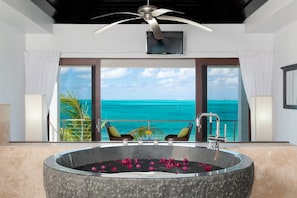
[
  {"left": 109, "top": 126, "right": 121, "bottom": 137},
  {"left": 177, "top": 128, "right": 189, "bottom": 138}
]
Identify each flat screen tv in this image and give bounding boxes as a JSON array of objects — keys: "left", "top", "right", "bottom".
[{"left": 146, "top": 31, "right": 183, "bottom": 54}]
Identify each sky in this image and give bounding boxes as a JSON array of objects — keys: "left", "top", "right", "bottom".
[{"left": 59, "top": 67, "right": 239, "bottom": 100}]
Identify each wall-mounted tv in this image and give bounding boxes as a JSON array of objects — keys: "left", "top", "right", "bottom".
[{"left": 146, "top": 31, "right": 183, "bottom": 54}]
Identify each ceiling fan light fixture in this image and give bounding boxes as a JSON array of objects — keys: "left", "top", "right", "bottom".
[
  {"left": 138, "top": 5, "right": 157, "bottom": 14},
  {"left": 93, "top": 0, "right": 212, "bottom": 39}
]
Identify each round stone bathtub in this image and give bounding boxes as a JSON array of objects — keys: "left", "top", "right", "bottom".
[{"left": 43, "top": 144, "right": 254, "bottom": 198}]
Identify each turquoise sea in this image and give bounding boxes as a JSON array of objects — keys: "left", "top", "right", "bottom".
[
  {"left": 100, "top": 100, "right": 238, "bottom": 141},
  {"left": 63, "top": 100, "right": 238, "bottom": 141}
]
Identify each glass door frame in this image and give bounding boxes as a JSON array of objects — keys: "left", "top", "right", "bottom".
[{"left": 59, "top": 58, "right": 101, "bottom": 141}]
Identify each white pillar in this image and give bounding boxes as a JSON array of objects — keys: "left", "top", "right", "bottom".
[
  {"left": 25, "top": 94, "right": 47, "bottom": 141},
  {"left": 250, "top": 96, "right": 272, "bottom": 141}
]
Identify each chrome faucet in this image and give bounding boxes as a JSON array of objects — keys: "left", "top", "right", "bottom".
[
  {"left": 196, "top": 112, "right": 220, "bottom": 138},
  {"left": 196, "top": 112, "right": 225, "bottom": 150}
]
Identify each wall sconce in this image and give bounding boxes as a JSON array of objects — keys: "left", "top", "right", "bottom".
[{"left": 25, "top": 94, "right": 47, "bottom": 141}]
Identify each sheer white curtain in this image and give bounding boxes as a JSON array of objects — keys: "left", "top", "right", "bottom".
[
  {"left": 238, "top": 50, "right": 273, "bottom": 106},
  {"left": 239, "top": 50, "right": 273, "bottom": 141},
  {"left": 24, "top": 51, "right": 60, "bottom": 113}
]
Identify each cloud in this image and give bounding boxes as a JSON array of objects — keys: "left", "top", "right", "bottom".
[
  {"left": 156, "top": 68, "right": 195, "bottom": 79},
  {"left": 208, "top": 68, "right": 237, "bottom": 77},
  {"left": 140, "top": 68, "right": 195, "bottom": 83},
  {"left": 61, "top": 66, "right": 238, "bottom": 100},
  {"left": 60, "top": 67, "right": 91, "bottom": 78},
  {"left": 101, "top": 68, "right": 131, "bottom": 79},
  {"left": 139, "top": 68, "right": 196, "bottom": 97},
  {"left": 140, "top": 68, "right": 157, "bottom": 77},
  {"left": 72, "top": 68, "right": 91, "bottom": 72},
  {"left": 156, "top": 69, "right": 176, "bottom": 78},
  {"left": 208, "top": 68, "right": 238, "bottom": 85},
  {"left": 60, "top": 67, "right": 70, "bottom": 74},
  {"left": 225, "top": 76, "right": 238, "bottom": 84},
  {"left": 157, "top": 78, "right": 174, "bottom": 86},
  {"left": 77, "top": 73, "right": 91, "bottom": 79}
]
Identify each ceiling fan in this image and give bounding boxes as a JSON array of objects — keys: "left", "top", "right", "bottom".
[{"left": 92, "top": 0, "right": 212, "bottom": 40}]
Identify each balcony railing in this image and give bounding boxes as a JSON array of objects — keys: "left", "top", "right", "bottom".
[
  {"left": 60, "top": 119, "right": 92, "bottom": 141},
  {"left": 99, "top": 119, "right": 239, "bottom": 142},
  {"left": 60, "top": 119, "right": 239, "bottom": 142}
]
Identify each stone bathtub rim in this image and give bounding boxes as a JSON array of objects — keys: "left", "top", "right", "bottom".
[{"left": 44, "top": 143, "right": 254, "bottom": 179}]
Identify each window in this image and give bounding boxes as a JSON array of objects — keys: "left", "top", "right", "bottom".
[
  {"left": 51, "top": 58, "right": 249, "bottom": 142},
  {"left": 207, "top": 66, "right": 239, "bottom": 141},
  {"left": 50, "top": 58, "right": 100, "bottom": 142},
  {"left": 59, "top": 66, "right": 92, "bottom": 141},
  {"left": 100, "top": 67, "right": 196, "bottom": 141},
  {"left": 195, "top": 58, "right": 249, "bottom": 142}
]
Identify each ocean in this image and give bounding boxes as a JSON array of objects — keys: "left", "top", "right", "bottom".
[
  {"left": 101, "top": 100, "right": 238, "bottom": 141},
  {"left": 62, "top": 100, "right": 238, "bottom": 142}
]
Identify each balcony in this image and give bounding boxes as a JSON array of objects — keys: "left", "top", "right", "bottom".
[{"left": 60, "top": 119, "right": 239, "bottom": 142}]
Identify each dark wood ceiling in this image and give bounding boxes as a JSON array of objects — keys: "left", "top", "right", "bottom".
[{"left": 32, "top": 0, "right": 268, "bottom": 24}]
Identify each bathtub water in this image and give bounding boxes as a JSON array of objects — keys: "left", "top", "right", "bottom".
[{"left": 43, "top": 143, "right": 254, "bottom": 198}]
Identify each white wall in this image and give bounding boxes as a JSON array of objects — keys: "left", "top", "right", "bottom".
[
  {"left": 273, "top": 20, "right": 297, "bottom": 145},
  {"left": 25, "top": 24, "right": 273, "bottom": 58},
  {"left": 0, "top": 0, "right": 52, "bottom": 141},
  {"left": 244, "top": 0, "right": 297, "bottom": 145},
  {"left": 0, "top": 22, "right": 25, "bottom": 140},
  {"left": 0, "top": 0, "right": 53, "bottom": 34}
]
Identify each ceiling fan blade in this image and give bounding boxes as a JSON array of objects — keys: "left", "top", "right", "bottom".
[
  {"left": 152, "top": 8, "right": 184, "bottom": 17},
  {"left": 157, "top": 15, "right": 213, "bottom": 32},
  {"left": 94, "top": 17, "right": 142, "bottom": 34},
  {"left": 145, "top": 18, "right": 163, "bottom": 40},
  {"left": 91, "top": 12, "right": 140, "bottom": 20}
]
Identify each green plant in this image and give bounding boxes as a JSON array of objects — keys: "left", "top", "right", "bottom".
[
  {"left": 129, "top": 126, "right": 164, "bottom": 140},
  {"left": 60, "top": 92, "right": 91, "bottom": 141}
]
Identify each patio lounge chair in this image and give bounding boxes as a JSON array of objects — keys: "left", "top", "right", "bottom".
[
  {"left": 164, "top": 122, "right": 193, "bottom": 141},
  {"left": 105, "top": 122, "right": 134, "bottom": 141}
]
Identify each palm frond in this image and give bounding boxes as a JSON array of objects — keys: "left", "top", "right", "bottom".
[{"left": 60, "top": 92, "right": 92, "bottom": 142}]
